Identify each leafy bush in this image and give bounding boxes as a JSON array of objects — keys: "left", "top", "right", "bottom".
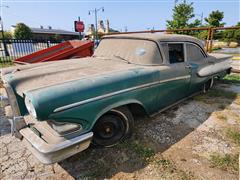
[{"left": 14, "top": 23, "right": 33, "bottom": 39}]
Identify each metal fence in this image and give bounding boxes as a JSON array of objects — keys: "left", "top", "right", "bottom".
[
  {"left": 108, "top": 26, "right": 240, "bottom": 52},
  {"left": 0, "top": 39, "right": 61, "bottom": 65}
]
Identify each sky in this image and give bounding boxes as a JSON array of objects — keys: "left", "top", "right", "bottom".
[{"left": 1, "top": 0, "right": 240, "bottom": 32}]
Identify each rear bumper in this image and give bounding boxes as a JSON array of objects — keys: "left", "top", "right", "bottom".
[{"left": 20, "top": 127, "right": 93, "bottom": 164}]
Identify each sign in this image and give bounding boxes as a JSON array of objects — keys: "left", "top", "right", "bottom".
[{"left": 74, "top": 21, "right": 85, "bottom": 32}]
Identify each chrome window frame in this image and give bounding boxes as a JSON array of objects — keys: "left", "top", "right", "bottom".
[
  {"left": 185, "top": 42, "right": 207, "bottom": 63},
  {"left": 159, "top": 42, "right": 187, "bottom": 65}
]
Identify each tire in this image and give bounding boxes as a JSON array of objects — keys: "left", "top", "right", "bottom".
[
  {"left": 92, "top": 106, "right": 134, "bottom": 147},
  {"left": 203, "top": 77, "right": 214, "bottom": 93}
]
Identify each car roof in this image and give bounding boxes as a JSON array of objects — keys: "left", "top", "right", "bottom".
[{"left": 103, "top": 33, "right": 205, "bottom": 49}]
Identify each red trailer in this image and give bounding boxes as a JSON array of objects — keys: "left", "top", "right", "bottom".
[{"left": 14, "top": 40, "right": 94, "bottom": 64}]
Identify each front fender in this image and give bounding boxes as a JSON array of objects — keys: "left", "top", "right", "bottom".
[
  {"left": 92, "top": 99, "right": 148, "bottom": 125},
  {"left": 49, "top": 92, "right": 153, "bottom": 133}
]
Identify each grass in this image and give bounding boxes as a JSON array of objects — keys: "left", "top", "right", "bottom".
[
  {"left": 207, "top": 89, "right": 238, "bottom": 99},
  {"left": 232, "top": 57, "right": 240, "bottom": 60},
  {"left": 226, "top": 128, "right": 240, "bottom": 146},
  {"left": 193, "top": 89, "right": 238, "bottom": 105},
  {"left": 221, "top": 74, "right": 240, "bottom": 85},
  {"left": 209, "top": 154, "right": 239, "bottom": 173},
  {"left": 0, "top": 62, "right": 14, "bottom": 68},
  {"left": 218, "top": 104, "right": 227, "bottom": 110},
  {"left": 216, "top": 112, "right": 228, "bottom": 121},
  {"left": 155, "top": 158, "right": 172, "bottom": 169},
  {"left": 232, "top": 54, "right": 240, "bottom": 60},
  {"left": 118, "top": 140, "right": 155, "bottom": 161},
  {"left": 152, "top": 157, "right": 195, "bottom": 179}
]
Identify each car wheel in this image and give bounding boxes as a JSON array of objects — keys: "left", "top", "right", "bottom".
[
  {"left": 203, "top": 77, "right": 214, "bottom": 93},
  {"left": 92, "top": 106, "right": 134, "bottom": 147}
]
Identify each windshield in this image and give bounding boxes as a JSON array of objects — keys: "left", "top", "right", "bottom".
[{"left": 94, "top": 38, "right": 163, "bottom": 65}]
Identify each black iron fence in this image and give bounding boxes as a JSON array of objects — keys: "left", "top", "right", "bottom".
[{"left": 0, "top": 39, "right": 62, "bottom": 65}]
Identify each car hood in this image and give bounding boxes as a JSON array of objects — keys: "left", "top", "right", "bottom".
[{"left": 1, "top": 57, "right": 143, "bottom": 96}]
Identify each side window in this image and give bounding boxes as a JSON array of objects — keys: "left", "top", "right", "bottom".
[
  {"left": 168, "top": 44, "right": 185, "bottom": 64},
  {"left": 186, "top": 44, "right": 205, "bottom": 62}
]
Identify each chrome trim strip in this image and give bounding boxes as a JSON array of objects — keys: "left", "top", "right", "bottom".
[{"left": 54, "top": 75, "right": 191, "bottom": 113}]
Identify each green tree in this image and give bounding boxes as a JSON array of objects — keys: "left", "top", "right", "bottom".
[
  {"left": 14, "top": 23, "right": 33, "bottom": 39},
  {"left": 204, "top": 10, "right": 225, "bottom": 27},
  {"left": 0, "top": 31, "right": 13, "bottom": 39},
  {"left": 166, "top": 0, "right": 201, "bottom": 30},
  {"left": 217, "top": 22, "right": 240, "bottom": 43}
]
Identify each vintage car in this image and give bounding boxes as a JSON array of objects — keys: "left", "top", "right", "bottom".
[{"left": 1, "top": 33, "right": 232, "bottom": 164}]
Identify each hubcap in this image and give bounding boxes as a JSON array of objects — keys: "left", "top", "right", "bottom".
[{"left": 93, "top": 113, "right": 127, "bottom": 146}]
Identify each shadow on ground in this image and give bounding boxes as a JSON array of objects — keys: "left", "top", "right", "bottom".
[
  {"left": 58, "top": 86, "right": 239, "bottom": 179},
  {"left": 0, "top": 107, "right": 11, "bottom": 137}
]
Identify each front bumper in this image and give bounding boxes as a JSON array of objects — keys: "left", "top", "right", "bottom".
[
  {"left": 20, "top": 126, "right": 93, "bottom": 164},
  {"left": 5, "top": 113, "right": 93, "bottom": 165},
  {"left": 19, "top": 115, "right": 93, "bottom": 164}
]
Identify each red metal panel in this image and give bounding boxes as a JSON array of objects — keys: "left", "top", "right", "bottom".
[{"left": 14, "top": 40, "right": 94, "bottom": 64}]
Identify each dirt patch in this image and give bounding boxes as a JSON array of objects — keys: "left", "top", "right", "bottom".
[{"left": 0, "top": 82, "right": 239, "bottom": 180}]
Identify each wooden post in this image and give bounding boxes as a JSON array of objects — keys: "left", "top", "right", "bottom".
[
  {"left": 209, "top": 28, "right": 214, "bottom": 53},
  {"left": 206, "top": 28, "right": 211, "bottom": 52}
]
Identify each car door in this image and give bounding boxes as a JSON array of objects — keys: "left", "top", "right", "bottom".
[
  {"left": 185, "top": 43, "right": 208, "bottom": 94},
  {"left": 155, "top": 42, "right": 191, "bottom": 110}
]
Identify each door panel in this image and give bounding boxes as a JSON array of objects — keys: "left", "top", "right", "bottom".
[
  {"left": 155, "top": 42, "right": 191, "bottom": 110},
  {"left": 186, "top": 43, "right": 208, "bottom": 94},
  {"left": 155, "top": 63, "right": 191, "bottom": 110}
]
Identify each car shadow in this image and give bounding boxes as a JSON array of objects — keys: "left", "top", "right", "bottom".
[
  {"left": 0, "top": 107, "right": 11, "bottom": 137},
  {"left": 58, "top": 86, "right": 238, "bottom": 179}
]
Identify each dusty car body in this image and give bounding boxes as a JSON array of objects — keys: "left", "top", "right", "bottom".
[{"left": 1, "top": 33, "right": 232, "bottom": 164}]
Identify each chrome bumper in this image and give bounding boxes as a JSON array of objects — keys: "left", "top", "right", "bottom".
[
  {"left": 5, "top": 113, "right": 93, "bottom": 164},
  {"left": 20, "top": 127, "right": 93, "bottom": 164}
]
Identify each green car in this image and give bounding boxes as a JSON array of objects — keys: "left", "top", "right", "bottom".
[{"left": 1, "top": 33, "right": 232, "bottom": 164}]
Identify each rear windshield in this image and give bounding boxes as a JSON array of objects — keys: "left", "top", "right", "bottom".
[{"left": 94, "top": 38, "right": 163, "bottom": 65}]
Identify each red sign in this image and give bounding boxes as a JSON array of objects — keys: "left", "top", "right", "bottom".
[{"left": 74, "top": 21, "right": 85, "bottom": 32}]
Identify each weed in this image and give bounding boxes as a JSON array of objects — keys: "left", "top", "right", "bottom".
[
  {"left": 0, "top": 61, "right": 14, "bottom": 68},
  {"left": 153, "top": 157, "right": 196, "bottom": 179},
  {"left": 218, "top": 104, "right": 226, "bottom": 110},
  {"left": 226, "top": 128, "right": 240, "bottom": 145},
  {"left": 118, "top": 140, "right": 155, "bottom": 161},
  {"left": 209, "top": 154, "right": 239, "bottom": 173},
  {"left": 155, "top": 158, "right": 172, "bottom": 169},
  {"left": 207, "top": 89, "right": 238, "bottom": 99},
  {"left": 221, "top": 74, "right": 240, "bottom": 85},
  {"left": 194, "top": 89, "right": 238, "bottom": 104},
  {"left": 216, "top": 113, "right": 228, "bottom": 121},
  {"left": 193, "top": 95, "right": 208, "bottom": 102}
]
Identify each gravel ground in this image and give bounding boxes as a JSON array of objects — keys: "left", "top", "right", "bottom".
[{"left": 0, "top": 82, "right": 240, "bottom": 180}]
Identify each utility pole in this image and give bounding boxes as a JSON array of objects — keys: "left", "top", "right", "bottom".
[
  {"left": 78, "top": 16, "right": 82, "bottom": 40},
  {"left": 124, "top": 26, "right": 128, "bottom": 32},
  {"left": 200, "top": 12, "right": 204, "bottom": 25},
  {"left": 196, "top": 12, "right": 204, "bottom": 25},
  {"left": 88, "top": 7, "right": 104, "bottom": 41}
]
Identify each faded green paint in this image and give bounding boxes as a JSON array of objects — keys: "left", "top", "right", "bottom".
[
  {"left": 1, "top": 35, "right": 231, "bottom": 136},
  {"left": 4, "top": 61, "right": 208, "bottom": 134}
]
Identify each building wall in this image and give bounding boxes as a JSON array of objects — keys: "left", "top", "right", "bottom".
[{"left": 32, "top": 33, "right": 79, "bottom": 40}]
